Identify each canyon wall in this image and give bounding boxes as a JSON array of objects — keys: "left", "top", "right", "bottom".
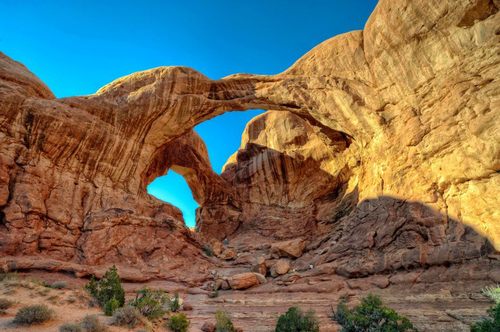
[
  {"left": 198, "top": 0, "right": 500, "bottom": 254},
  {"left": 0, "top": 0, "right": 499, "bottom": 287}
]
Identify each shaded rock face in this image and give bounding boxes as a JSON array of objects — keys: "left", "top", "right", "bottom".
[
  {"left": 197, "top": 111, "right": 354, "bottom": 240},
  {"left": 0, "top": 56, "right": 220, "bottom": 283},
  {"left": 0, "top": 0, "right": 499, "bottom": 289}
]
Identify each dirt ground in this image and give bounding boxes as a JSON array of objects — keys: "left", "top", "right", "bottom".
[
  {"left": 0, "top": 271, "right": 185, "bottom": 332},
  {"left": 0, "top": 269, "right": 495, "bottom": 332}
]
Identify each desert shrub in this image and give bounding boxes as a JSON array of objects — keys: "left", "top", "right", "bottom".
[
  {"left": 202, "top": 244, "right": 214, "bottom": 257},
  {"left": 104, "top": 297, "right": 120, "bottom": 316},
  {"left": 482, "top": 285, "right": 500, "bottom": 304},
  {"left": 0, "top": 297, "right": 14, "bottom": 315},
  {"left": 81, "top": 314, "right": 108, "bottom": 332},
  {"left": 59, "top": 323, "right": 83, "bottom": 332},
  {"left": 129, "top": 288, "right": 168, "bottom": 319},
  {"left": 50, "top": 281, "right": 67, "bottom": 289},
  {"left": 85, "top": 265, "right": 125, "bottom": 312},
  {"left": 13, "top": 304, "right": 54, "bottom": 325},
  {"left": 167, "top": 313, "right": 190, "bottom": 332},
  {"left": 275, "top": 306, "right": 319, "bottom": 332},
  {"left": 332, "top": 294, "right": 416, "bottom": 332},
  {"left": 0, "top": 298, "right": 14, "bottom": 310},
  {"left": 215, "top": 310, "right": 235, "bottom": 332},
  {"left": 170, "top": 293, "right": 181, "bottom": 312},
  {"left": 112, "top": 306, "right": 143, "bottom": 328},
  {"left": 470, "top": 303, "right": 500, "bottom": 332}
]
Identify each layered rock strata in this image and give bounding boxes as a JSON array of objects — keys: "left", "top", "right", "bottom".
[{"left": 0, "top": 0, "right": 498, "bottom": 291}]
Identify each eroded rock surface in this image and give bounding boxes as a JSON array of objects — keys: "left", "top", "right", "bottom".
[
  {"left": 0, "top": 55, "right": 216, "bottom": 283},
  {"left": 0, "top": 0, "right": 499, "bottom": 330},
  {"left": 197, "top": 0, "right": 500, "bottom": 252}
]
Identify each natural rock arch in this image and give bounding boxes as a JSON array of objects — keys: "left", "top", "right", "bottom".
[{"left": 0, "top": 0, "right": 498, "bottom": 285}]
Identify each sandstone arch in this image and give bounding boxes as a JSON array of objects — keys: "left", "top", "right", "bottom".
[{"left": 0, "top": 0, "right": 498, "bottom": 286}]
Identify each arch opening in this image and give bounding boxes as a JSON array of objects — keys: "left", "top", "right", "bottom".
[
  {"left": 147, "top": 170, "right": 198, "bottom": 228},
  {"left": 147, "top": 109, "right": 265, "bottom": 228}
]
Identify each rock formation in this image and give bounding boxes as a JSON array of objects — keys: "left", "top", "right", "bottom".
[
  {"left": 197, "top": 0, "right": 500, "bottom": 253},
  {"left": 0, "top": 0, "right": 499, "bottom": 330},
  {"left": 0, "top": 56, "right": 218, "bottom": 283}
]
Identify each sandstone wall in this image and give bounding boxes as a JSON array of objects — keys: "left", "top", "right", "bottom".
[
  {"left": 198, "top": 0, "right": 500, "bottom": 254},
  {"left": 0, "top": 0, "right": 498, "bottom": 283}
]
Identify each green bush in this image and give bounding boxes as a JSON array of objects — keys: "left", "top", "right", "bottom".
[
  {"left": 81, "top": 315, "right": 108, "bottom": 332},
  {"left": 482, "top": 285, "right": 500, "bottom": 304},
  {"left": 13, "top": 304, "right": 54, "bottom": 325},
  {"left": 170, "top": 292, "right": 181, "bottom": 312},
  {"left": 167, "top": 313, "right": 190, "bottom": 332},
  {"left": 275, "top": 306, "right": 319, "bottom": 332},
  {"left": 0, "top": 298, "right": 14, "bottom": 310},
  {"left": 471, "top": 303, "right": 500, "bottom": 332},
  {"left": 215, "top": 310, "right": 235, "bottom": 332},
  {"left": 59, "top": 323, "right": 83, "bottom": 332},
  {"left": 129, "top": 288, "right": 168, "bottom": 319},
  {"left": 104, "top": 297, "right": 120, "bottom": 316},
  {"left": 112, "top": 306, "right": 143, "bottom": 328},
  {"left": 85, "top": 265, "right": 125, "bottom": 312},
  {"left": 332, "top": 294, "right": 416, "bottom": 332}
]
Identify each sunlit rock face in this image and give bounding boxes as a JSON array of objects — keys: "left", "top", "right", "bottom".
[
  {"left": 198, "top": 0, "right": 500, "bottom": 254},
  {"left": 0, "top": 0, "right": 498, "bottom": 285}
]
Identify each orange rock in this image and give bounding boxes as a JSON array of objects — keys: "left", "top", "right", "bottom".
[
  {"left": 219, "top": 248, "right": 237, "bottom": 260},
  {"left": 210, "top": 240, "right": 224, "bottom": 257},
  {"left": 271, "top": 239, "right": 307, "bottom": 259},
  {"left": 271, "top": 259, "right": 291, "bottom": 277},
  {"left": 228, "top": 272, "right": 262, "bottom": 290},
  {"left": 252, "top": 256, "right": 268, "bottom": 276},
  {"left": 201, "top": 322, "right": 215, "bottom": 332}
]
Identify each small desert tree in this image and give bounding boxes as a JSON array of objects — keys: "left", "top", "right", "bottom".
[
  {"left": 129, "top": 288, "right": 169, "bottom": 319},
  {"left": 167, "top": 313, "right": 190, "bottom": 332},
  {"left": 470, "top": 303, "right": 500, "bottom": 332},
  {"left": 215, "top": 310, "right": 235, "bottom": 332},
  {"left": 470, "top": 285, "right": 500, "bottom": 332},
  {"left": 332, "top": 294, "right": 416, "bottom": 332},
  {"left": 85, "top": 265, "right": 125, "bottom": 315},
  {"left": 275, "top": 306, "right": 319, "bottom": 332}
]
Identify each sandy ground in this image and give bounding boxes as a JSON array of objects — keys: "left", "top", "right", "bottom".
[
  {"left": 0, "top": 272, "right": 177, "bottom": 332},
  {"left": 0, "top": 270, "right": 495, "bottom": 332},
  {"left": 0, "top": 271, "right": 335, "bottom": 332}
]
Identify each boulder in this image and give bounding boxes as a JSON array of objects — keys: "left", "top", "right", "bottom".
[
  {"left": 228, "top": 272, "right": 263, "bottom": 290},
  {"left": 214, "top": 278, "right": 230, "bottom": 291},
  {"left": 210, "top": 240, "right": 224, "bottom": 257},
  {"left": 271, "top": 239, "right": 307, "bottom": 258},
  {"left": 252, "top": 256, "right": 267, "bottom": 276},
  {"left": 270, "top": 259, "right": 291, "bottom": 277},
  {"left": 254, "top": 273, "right": 267, "bottom": 284},
  {"left": 182, "top": 303, "right": 193, "bottom": 311},
  {"left": 201, "top": 322, "right": 216, "bottom": 332}
]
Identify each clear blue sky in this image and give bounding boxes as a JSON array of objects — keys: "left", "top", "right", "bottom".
[{"left": 0, "top": 0, "right": 378, "bottom": 227}]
